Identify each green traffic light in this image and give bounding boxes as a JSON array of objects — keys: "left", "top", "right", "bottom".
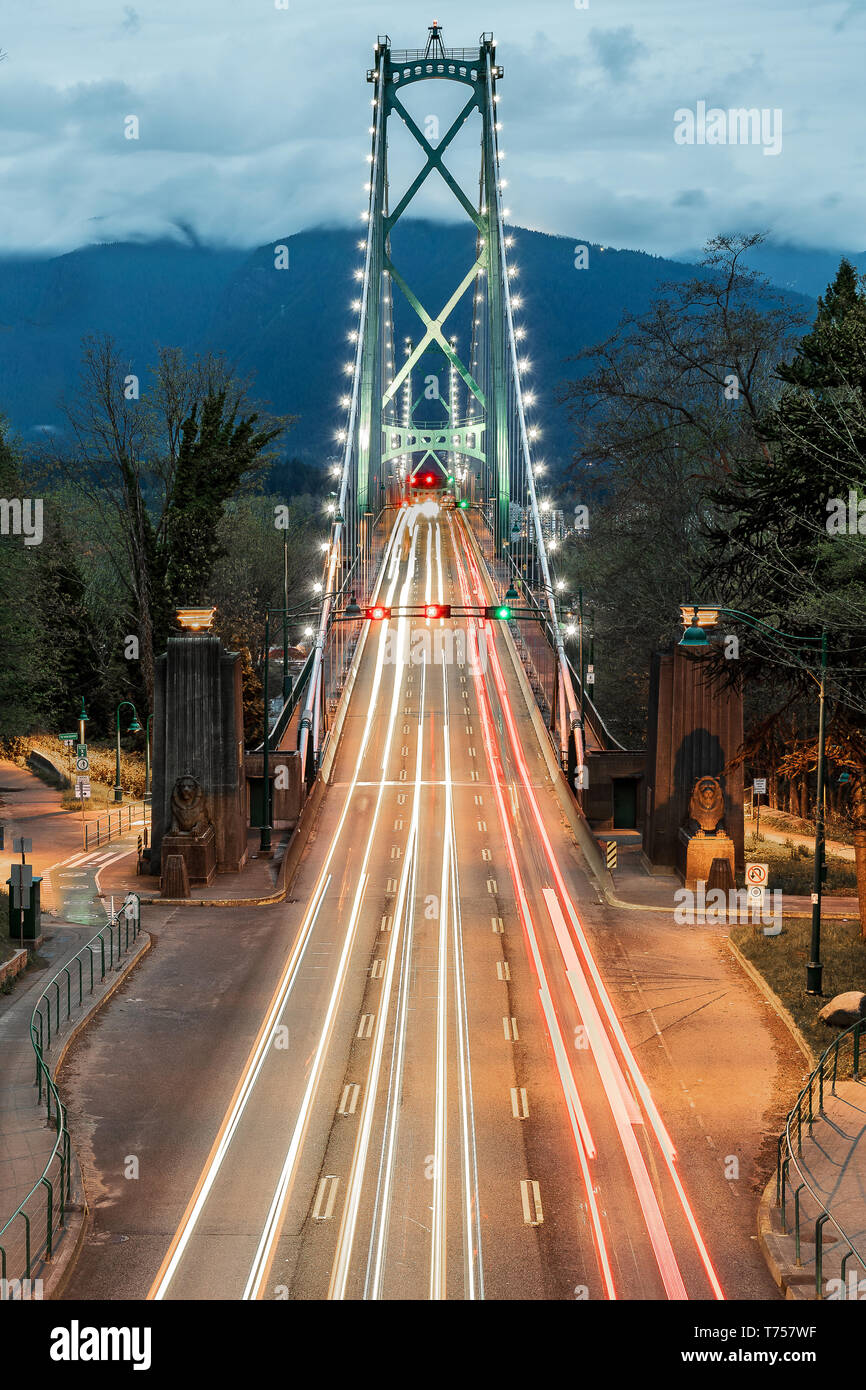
[
  {"left": 458, "top": 499, "right": 469, "bottom": 510},
  {"left": 497, "top": 605, "right": 511, "bottom": 620}
]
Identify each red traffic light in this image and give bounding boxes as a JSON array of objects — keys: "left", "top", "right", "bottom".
[
  {"left": 364, "top": 606, "right": 392, "bottom": 621},
  {"left": 410, "top": 476, "right": 419, "bottom": 486},
  {"left": 424, "top": 473, "right": 434, "bottom": 484},
  {"left": 423, "top": 603, "right": 451, "bottom": 619}
]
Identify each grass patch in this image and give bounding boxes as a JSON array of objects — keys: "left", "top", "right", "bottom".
[
  {"left": 744, "top": 832, "right": 857, "bottom": 896},
  {"left": 731, "top": 914, "right": 866, "bottom": 1060}
]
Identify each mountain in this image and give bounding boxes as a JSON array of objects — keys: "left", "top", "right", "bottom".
[
  {"left": 676, "top": 240, "right": 866, "bottom": 300},
  {"left": 0, "top": 223, "right": 817, "bottom": 472}
]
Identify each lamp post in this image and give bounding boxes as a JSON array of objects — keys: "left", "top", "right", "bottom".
[
  {"left": 144, "top": 712, "right": 153, "bottom": 803},
  {"left": 114, "top": 701, "right": 142, "bottom": 804},
  {"left": 261, "top": 611, "right": 271, "bottom": 853},
  {"left": 283, "top": 530, "right": 292, "bottom": 704},
  {"left": 679, "top": 605, "right": 829, "bottom": 994}
]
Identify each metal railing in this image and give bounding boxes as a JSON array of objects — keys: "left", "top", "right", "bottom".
[
  {"left": 83, "top": 801, "right": 150, "bottom": 851},
  {"left": 774, "top": 1018, "right": 866, "bottom": 1298},
  {"left": 0, "top": 894, "right": 142, "bottom": 1297}
]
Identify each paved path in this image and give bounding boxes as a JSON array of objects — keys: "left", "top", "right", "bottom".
[
  {"left": 761, "top": 1075, "right": 866, "bottom": 1299},
  {"left": 755, "top": 821, "right": 855, "bottom": 863}
]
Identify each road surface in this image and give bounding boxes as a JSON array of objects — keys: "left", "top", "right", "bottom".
[{"left": 124, "top": 503, "right": 726, "bottom": 1302}]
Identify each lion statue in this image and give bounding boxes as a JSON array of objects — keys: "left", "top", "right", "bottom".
[
  {"left": 170, "top": 774, "right": 212, "bottom": 836},
  {"left": 688, "top": 775, "right": 725, "bottom": 835}
]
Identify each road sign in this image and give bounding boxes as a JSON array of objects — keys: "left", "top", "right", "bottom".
[
  {"left": 753, "top": 778, "right": 767, "bottom": 794},
  {"left": 75, "top": 756, "right": 90, "bottom": 772},
  {"left": 605, "top": 840, "right": 617, "bottom": 872},
  {"left": 746, "top": 862, "right": 769, "bottom": 887},
  {"left": 59, "top": 732, "right": 76, "bottom": 744},
  {"left": 76, "top": 743, "right": 88, "bottom": 759},
  {"left": 747, "top": 883, "right": 765, "bottom": 904},
  {"left": 12, "top": 837, "right": 32, "bottom": 854},
  {"left": 9, "top": 862, "right": 33, "bottom": 908},
  {"left": 74, "top": 777, "right": 91, "bottom": 799},
  {"left": 586, "top": 664, "right": 595, "bottom": 685}
]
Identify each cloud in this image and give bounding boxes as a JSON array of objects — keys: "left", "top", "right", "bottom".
[
  {"left": 587, "top": 26, "right": 647, "bottom": 83},
  {"left": 121, "top": 6, "right": 141, "bottom": 36}
]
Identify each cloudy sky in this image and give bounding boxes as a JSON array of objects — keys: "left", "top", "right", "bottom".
[{"left": 1, "top": 0, "right": 863, "bottom": 258}]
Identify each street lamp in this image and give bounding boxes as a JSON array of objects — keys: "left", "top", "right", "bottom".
[
  {"left": 679, "top": 604, "right": 829, "bottom": 994},
  {"left": 144, "top": 712, "right": 153, "bottom": 803},
  {"left": 114, "top": 701, "right": 142, "bottom": 804}
]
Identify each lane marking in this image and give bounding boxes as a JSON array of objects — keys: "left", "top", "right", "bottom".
[
  {"left": 503, "top": 1017, "right": 519, "bottom": 1041},
  {"left": 312, "top": 1176, "right": 340, "bottom": 1221},
  {"left": 511, "top": 1088, "right": 529, "bottom": 1120},
  {"left": 496, "top": 961, "right": 511, "bottom": 981},
  {"left": 357, "top": 1015, "right": 375, "bottom": 1039},
  {"left": 520, "top": 1180, "right": 543, "bottom": 1227},
  {"left": 338, "top": 1084, "right": 361, "bottom": 1116}
]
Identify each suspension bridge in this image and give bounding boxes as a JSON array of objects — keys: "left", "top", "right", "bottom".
[{"left": 144, "top": 26, "right": 724, "bottom": 1303}]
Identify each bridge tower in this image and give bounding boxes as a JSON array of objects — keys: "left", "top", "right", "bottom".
[{"left": 358, "top": 25, "right": 510, "bottom": 543}]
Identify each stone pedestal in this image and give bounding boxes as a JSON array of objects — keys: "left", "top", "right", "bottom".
[
  {"left": 161, "top": 825, "right": 216, "bottom": 887},
  {"left": 161, "top": 854, "right": 191, "bottom": 899},
  {"left": 151, "top": 633, "right": 247, "bottom": 878},
  {"left": 677, "top": 827, "right": 736, "bottom": 890}
]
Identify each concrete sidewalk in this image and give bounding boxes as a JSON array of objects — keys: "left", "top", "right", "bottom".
[
  {"left": 0, "top": 915, "right": 150, "bottom": 1294},
  {"left": 760, "top": 1077, "right": 866, "bottom": 1299},
  {"left": 606, "top": 844, "right": 859, "bottom": 921},
  {"left": 0, "top": 760, "right": 103, "bottom": 917}
]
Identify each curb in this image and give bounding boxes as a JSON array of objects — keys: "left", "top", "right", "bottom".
[{"left": 723, "top": 934, "right": 816, "bottom": 1066}]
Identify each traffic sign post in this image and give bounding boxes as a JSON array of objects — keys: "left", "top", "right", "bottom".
[{"left": 753, "top": 778, "right": 767, "bottom": 839}]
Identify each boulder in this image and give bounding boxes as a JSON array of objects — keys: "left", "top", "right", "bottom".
[{"left": 818, "top": 992, "right": 866, "bottom": 1029}]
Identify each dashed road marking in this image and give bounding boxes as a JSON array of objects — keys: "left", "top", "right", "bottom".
[
  {"left": 486, "top": 878, "right": 498, "bottom": 894},
  {"left": 357, "top": 1015, "right": 375, "bottom": 1038},
  {"left": 380, "top": 915, "right": 392, "bottom": 933},
  {"left": 511, "top": 1087, "right": 529, "bottom": 1119},
  {"left": 338, "top": 1084, "right": 361, "bottom": 1116},
  {"left": 370, "top": 959, "right": 385, "bottom": 979},
  {"left": 503, "top": 1016, "right": 519, "bottom": 1041},
  {"left": 520, "top": 1179, "right": 543, "bottom": 1226},
  {"left": 491, "top": 917, "right": 504, "bottom": 934},
  {"left": 312, "top": 1175, "right": 340, "bottom": 1220},
  {"left": 496, "top": 960, "right": 511, "bottom": 981},
  {"left": 477, "top": 820, "right": 487, "bottom": 832}
]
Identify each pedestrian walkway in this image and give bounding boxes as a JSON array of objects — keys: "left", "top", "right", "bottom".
[
  {"left": 0, "top": 760, "right": 105, "bottom": 918},
  {"left": 605, "top": 845, "right": 858, "bottom": 920},
  {"left": 106, "top": 829, "right": 291, "bottom": 906},
  {"left": 761, "top": 1078, "right": 866, "bottom": 1299},
  {"left": 0, "top": 913, "right": 150, "bottom": 1290}
]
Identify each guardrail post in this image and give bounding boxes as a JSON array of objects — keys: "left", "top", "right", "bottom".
[
  {"left": 832, "top": 1035, "right": 840, "bottom": 1094},
  {"left": 21, "top": 1210, "right": 31, "bottom": 1278},
  {"left": 819, "top": 1054, "right": 825, "bottom": 1114},
  {"left": 63, "top": 966, "right": 71, "bottom": 1021},
  {"left": 780, "top": 1157, "right": 790, "bottom": 1232},
  {"left": 815, "top": 1213, "right": 830, "bottom": 1298},
  {"left": 40, "top": 1176, "right": 53, "bottom": 1261},
  {"left": 793, "top": 1185, "right": 805, "bottom": 1266},
  {"left": 840, "top": 1249, "right": 856, "bottom": 1301},
  {"left": 855, "top": 1022, "right": 861, "bottom": 1082},
  {"left": 807, "top": 1074, "right": 814, "bottom": 1134}
]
